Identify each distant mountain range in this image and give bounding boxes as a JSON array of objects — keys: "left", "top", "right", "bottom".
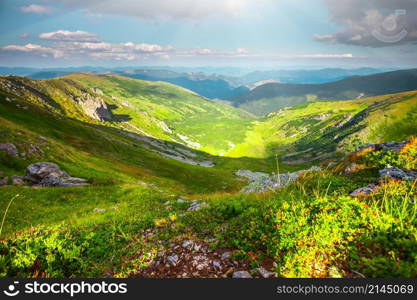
[
  {"left": 0, "top": 66, "right": 393, "bottom": 101},
  {"left": 233, "top": 67, "right": 389, "bottom": 85},
  {"left": 112, "top": 69, "right": 250, "bottom": 100},
  {"left": 233, "top": 69, "right": 417, "bottom": 115}
]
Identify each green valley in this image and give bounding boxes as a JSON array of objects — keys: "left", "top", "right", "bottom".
[{"left": 0, "top": 73, "right": 416, "bottom": 278}]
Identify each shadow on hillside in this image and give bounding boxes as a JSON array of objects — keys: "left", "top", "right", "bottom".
[{"left": 106, "top": 104, "right": 132, "bottom": 122}]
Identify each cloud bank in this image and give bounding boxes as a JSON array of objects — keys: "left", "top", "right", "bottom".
[
  {"left": 316, "top": 0, "right": 417, "bottom": 47},
  {"left": 0, "top": 30, "right": 352, "bottom": 63},
  {"left": 39, "top": 30, "right": 99, "bottom": 42}
]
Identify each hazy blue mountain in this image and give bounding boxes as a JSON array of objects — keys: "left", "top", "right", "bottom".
[
  {"left": 114, "top": 69, "right": 250, "bottom": 100},
  {"left": 233, "top": 69, "right": 417, "bottom": 115}
]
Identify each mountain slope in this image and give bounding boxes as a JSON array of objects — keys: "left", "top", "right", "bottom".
[
  {"left": 235, "top": 69, "right": 417, "bottom": 115},
  {"left": 228, "top": 91, "right": 417, "bottom": 160},
  {"left": 0, "top": 74, "right": 254, "bottom": 156},
  {"left": 1, "top": 73, "right": 416, "bottom": 162}
]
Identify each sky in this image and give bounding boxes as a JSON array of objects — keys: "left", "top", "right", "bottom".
[{"left": 0, "top": 0, "right": 416, "bottom": 68}]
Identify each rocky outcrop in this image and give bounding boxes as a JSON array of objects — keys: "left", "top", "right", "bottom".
[
  {"left": 357, "top": 141, "right": 409, "bottom": 153},
  {"left": 237, "top": 166, "right": 322, "bottom": 194},
  {"left": 349, "top": 140, "right": 416, "bottom": 198},
  {"left": 75, "top": 92, "right": 112, "bottom": 121},
  {"left": 24, "top": 162, "right": 88, "bottom": 187},
  {"left": 0, "top": 142, "right": 18, "bottom": 157},
  {"left": 379, "top": 168, "right": 417, "bottom": 181}
]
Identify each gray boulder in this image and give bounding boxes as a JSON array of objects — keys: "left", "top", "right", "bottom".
[
  {"left": 379, "top": 168, "right": 417, "bottom": 181},
  {"left": 167, "top": 254, "right": 179, "bottom": 266},
  {"left": 350, "top": 184, "right": 379, "bottom": 197},
  {"left": 25, "top": 162, "right": 88, "bottom": 187},
  {"left": 25, "top": 162, "right": 67, "bottom": 183},
  {"left": 0, "top": 142, "right": 18, "bottom": 157}
]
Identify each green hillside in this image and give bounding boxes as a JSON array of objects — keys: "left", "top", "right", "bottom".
[
  {"left": 1, "top": 74, "right": 254, "bottom": 156},
  {"left": 0, "top": 74, "right": 416, "bottom": 278},
  {"left": 229, "top": 91, "right": 417, "bottom": 160}
]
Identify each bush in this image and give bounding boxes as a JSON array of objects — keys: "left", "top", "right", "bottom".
[{"left": 0, "top": 227, "right": 91, "bottom": 277}]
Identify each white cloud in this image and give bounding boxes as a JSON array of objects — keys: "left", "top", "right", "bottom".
[
  {"left": 19, "top": 4, "right": 53, "bottom": 15},
  {"left": 39, "top": 30, "right": 99, "bottom": 42},
  {"left": 48, "top": 0, "right": 266, "bottom": 20},
  {"left": 0, "top": 28, "right": 355, "bottom": 62},
  {"left": 1, "top": 44, "right": 63, "bottom": 58}
]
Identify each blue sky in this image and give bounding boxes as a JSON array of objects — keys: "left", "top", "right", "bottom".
[{"left": 0, "top": 0, "right": 416, "bottom": 68}]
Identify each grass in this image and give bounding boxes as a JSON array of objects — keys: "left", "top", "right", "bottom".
[{"left": 2, "top": 168, "right": 415, "bottom": 278}]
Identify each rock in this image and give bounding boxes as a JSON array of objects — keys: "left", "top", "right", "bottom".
[
  {"left": 24, "top": 162, "right": 88, "bottom": 187},
  {"left": 177, "top": 198, "right": 186, "bottom": 203},
  {"left": 182, "top": 240, "right": 194, "bottom": 250},
  {"left": 379, "top": 168, "right": 417, "bottom": 181},
  {"left": 212, "top": 260, "right": 221, "bottom": 270},
  {"left": 0, "top": 142, "right": 18, "bottom": 157},
  {"left": 350, "top": 184, "right": 379, "bottom": 197},
  {"left": 28, "top": 144, "right": 43, "bottom": 156},
  {"left": 221, "top": 252, "right": 231, "bottom": 261},
  {"left": 76, "top": 92, "right": 112, "bottom": 121},
  {"left": 12, "top": 176, "right": 24, "bottom": 185},
  {"left": 237, "top": 166, "right": 322, "bottom": 194},
  {"left": 25, "top": 162, "right": 66, "bottom": 182},
  {"left": 327, "top": 162, "right": 338, "bottom": 168},
  {"left": 257, "top": 267, "right": 275, "bottom": 278},
  {"left": 167, "top": 254, "right": 179, "bottom": 266},
  {"left": 93, "top": 208, "right": 106, "bottom": 213},
  {"left": 38, "top": 136, "right": 48, "bottom": 143},
  {"left": 232, "top": 271, "right": 252, "bottom": 278},
  {"left": 313, "top": 114, "right": 329, "bottom": 121},
  {"left": 357, "top": 141, "right": 408, "bottom": 153},
  {"left": 344, "top": 163, "right": 361, "bottom": 175},
  {"left": 187, "top": 200, "right": 208, "bottom": 211},
  {"left": 0, "top": 176, "right": 8, "bottom": 185},
  {"left": 193, "top": 243, "right": 202, "bottom": 252}
]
